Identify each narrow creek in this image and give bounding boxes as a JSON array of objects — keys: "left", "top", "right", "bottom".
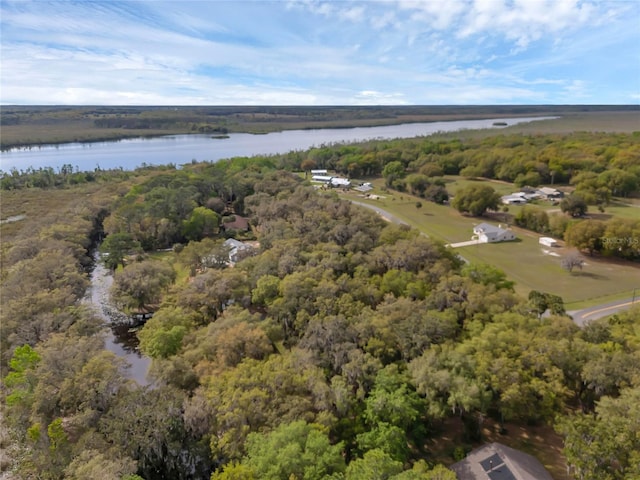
[{"left": 84, "top": 253, "right": 152, "bottom": 386}]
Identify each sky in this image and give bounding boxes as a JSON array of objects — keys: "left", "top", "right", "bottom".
[{"left": 1, "top": 0, "right": 639, "bottom": 105}]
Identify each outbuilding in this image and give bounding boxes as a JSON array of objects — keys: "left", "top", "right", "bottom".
[{"left": 539, "top": 237, "right": 558, "bottom": 247}]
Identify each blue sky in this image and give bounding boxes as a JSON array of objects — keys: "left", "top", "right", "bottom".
[{"left": 1, "top": 0, "right": 638, "bottom": 105}]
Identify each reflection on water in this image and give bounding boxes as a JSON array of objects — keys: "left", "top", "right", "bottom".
[{"left": 84, "top": 254, "right": 151, "bottom": 386}]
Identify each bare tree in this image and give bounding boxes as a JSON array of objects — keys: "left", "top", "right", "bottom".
[{"left": 561, "top": 251, "right": 585, "bottom": 273}]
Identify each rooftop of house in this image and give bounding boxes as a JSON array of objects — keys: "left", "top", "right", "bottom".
[
  {"left": 223, "top": 238, "right": 248, "bottom": 250},
  {"left": 223, "top": 215, "right": 249, "bottom": 231},
  {"left": 473, "top": 223, "right": 508, "bottom": 234},
  {"left": 450, "top": 442, "right": 553, "bottom": 480}
]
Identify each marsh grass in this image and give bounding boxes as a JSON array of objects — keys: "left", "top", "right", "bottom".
[{"left": 2, "top": 106, "right": 638, "bottom": 150}]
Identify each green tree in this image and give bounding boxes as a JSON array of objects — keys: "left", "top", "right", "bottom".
[
  {"left": 392, "top": 463, "right": 457, "bottom": 480},
  {"left": 558, "top": 386, "right": 640, "bottom": 480},
  {"left": 406, "top": 174, "right": 430, "bottom": 197},
  {"left": 383, "top": 161, "right": 405, "bottom": 188},
  {"left": 182, "top": 206, "right": 220, "bottom": 241},
  {"left": 64, "top": 449, "right": 137, "bottom": 480},
  {"left": 601, "top": 218, "right": 640, "bottom": 260},
  {"left": 364, "top": 364, "right": 424, "bottom": 430},
  {"left": 234, "top": 420, "right": 346, "bottom": 480},
  {"left": 138, "top": 307, "right": 196, "bottom": 358},
  {"left": 451, "top": 184, "right": 500, "bottom": 216},
  {"left": 345, "top": 449, "right": 403, "bottom": 480},
  {"left": 99, "top": 232, "right": 142, "bottom": 270},
  {"left": 528, "top": 290, "right": 566, "bottom": 317},
  {"left": 199, "top": 351, "right": 332, "bottom": 460},
  {"left": 211, "top": 462, "right": 256, "bottom": 480},
  {"left": 560, "top": 194, "right": 588, "bottom": 217},
  {"left": 111, "top": 259, "right": 176, "bottom": 311},
  {"left": 461, "top": 263, "right": 514, "bottom": 290},
  {"left": 4, "top": 344, "right": 41, "bottom": 408},
  {"left": 564, "top": 220, "right": 606, "bottom": 256},
  {"left": 356, "top": 422, "right": 408, "bottom": 462}
]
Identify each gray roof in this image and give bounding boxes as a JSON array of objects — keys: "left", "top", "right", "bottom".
[
  {"left": 450, "top": 443, "right": 554, "bottom": 480},
  {"left": 473, "top": 223, "right": 506, "bottom": 235},
  {"left": 223, "top": 238, "right": 246, "bottom": 249}
]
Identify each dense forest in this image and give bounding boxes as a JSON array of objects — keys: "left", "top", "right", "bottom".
[{"left": 1, "top": 131, "right": 639, "bottom": 480}]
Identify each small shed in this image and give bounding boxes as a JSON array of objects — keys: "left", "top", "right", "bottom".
[{"left": 539, "top": 237, "right": 558, "bottom": 247}]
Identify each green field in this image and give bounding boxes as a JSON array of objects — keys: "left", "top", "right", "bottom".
[{"left": 342, "top": 179, "right": 639, "bottom": 308}]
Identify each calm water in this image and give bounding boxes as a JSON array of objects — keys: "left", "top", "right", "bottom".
[
  {"left": 1, "top": 116, "right": 556, "bottom": 172},
  {"left": 84, "top": 254, "right": 151, "bottom": 386}
]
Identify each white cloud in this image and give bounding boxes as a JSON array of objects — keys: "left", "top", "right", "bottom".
[{"left": 0, "top": 0, "right": 637, "bottom": 105}]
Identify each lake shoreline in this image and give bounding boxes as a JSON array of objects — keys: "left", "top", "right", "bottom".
[{"left": 1, "top": 112, "right": 549, "bottom": 152}]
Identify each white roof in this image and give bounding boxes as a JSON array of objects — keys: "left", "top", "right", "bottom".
[
  {"left": 330, "top": 177, "right": 351, "bottom": 186},
  {"left": 223, "top": 238, "right": 248, "bottom": 249},
  {"left": 311, "top": 175, "right": 333, "bottom": 182}
]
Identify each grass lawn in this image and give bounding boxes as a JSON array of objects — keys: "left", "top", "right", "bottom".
[{"left": 343, "top": 178, "right": 639, "bottom": 308}]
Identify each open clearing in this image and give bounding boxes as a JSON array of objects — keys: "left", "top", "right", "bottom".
[{"left": 343, "top": 177, "right": 639, "bottom": 309}]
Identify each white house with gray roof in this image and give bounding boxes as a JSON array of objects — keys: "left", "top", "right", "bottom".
[{"left": 473, "top": 223, "right": 516, "bottom": 243}]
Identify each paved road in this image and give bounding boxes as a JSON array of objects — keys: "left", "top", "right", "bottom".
[{"left": 568, "top": 298, "right": 639, "bottom": 326}]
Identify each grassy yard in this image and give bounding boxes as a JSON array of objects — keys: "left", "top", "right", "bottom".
[{"left": 342, "top": 178, "right": 639, "bottom": 308}]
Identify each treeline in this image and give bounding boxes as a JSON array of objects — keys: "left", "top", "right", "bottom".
[
  {"left": 515, "top": 207, "right": 640, "bottom": 260},
  {"left": 0, "top": 164, "right": 139, "bottom": 190},
  {"left": 5, "top": 131, "right": 640, "bottom": 196}
]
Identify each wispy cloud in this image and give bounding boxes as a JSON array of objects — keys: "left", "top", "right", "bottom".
[{"left": 0, "top": 0, "right": 637, "bottom": 105}]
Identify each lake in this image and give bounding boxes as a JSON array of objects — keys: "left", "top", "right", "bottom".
[{"left": 0, "top": 116, "right": 557, "bottom": 172}]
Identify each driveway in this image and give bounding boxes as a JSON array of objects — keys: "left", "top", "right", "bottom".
[
  {"left": 349, "top": 200, "right": 409, "bottom": 226},
  {"left": 447, "top": 239, "right": 482, "bottom": 248}
]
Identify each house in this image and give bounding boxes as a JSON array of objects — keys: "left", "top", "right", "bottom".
[
  {"left": 311, "top": 175, "right": 351, "bottom": 188},
  {"left": 501, "top": 194, "right": 527, "bottom": 205},
  {"left": 539, "top": 237, "right": 558, "bottom": 247},
  {"left": 354, "top": 182, "right": 373, "bottom": 193},
  {"left": 223, "top": 238, "right": 254, "bottom": 265},
  {"left": 311, "top": 175, "right": 334, "bottom": 183},
  {"left": 310, "top": 169, "right": 328, "bottom": 175},
  {"left": 450, "top": 442, "right": 553, "bottom": 480},
  {"left": 330, "top": 177, "right": 351, "bottom": 188},
  {"left": 537, "top": 187, "right": 563, "bottom": 199},
  {"left": 472, "top": 223, "right": 516, "bottom": 243}
]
